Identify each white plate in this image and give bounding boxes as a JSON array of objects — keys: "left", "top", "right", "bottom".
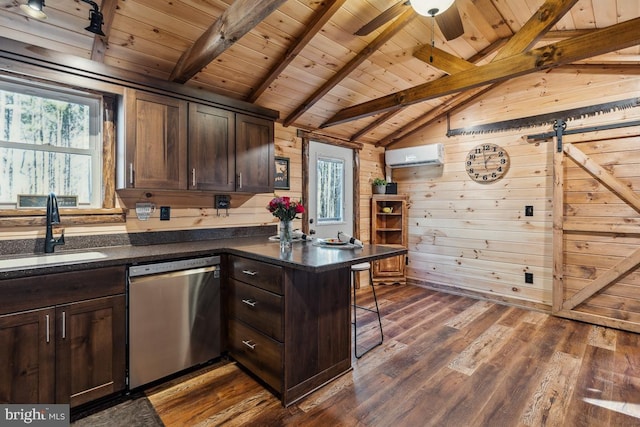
[{"left": 320, "top": 238, "right": 347, "bottom": 246}]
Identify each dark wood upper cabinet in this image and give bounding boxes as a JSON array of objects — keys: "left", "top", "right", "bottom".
[
  {"left": 122, "top": 89, "right": 188, "bottom": 190},
  {"left": 235, "top": 114, "right": 274, "bottom": 194},
  {"left": 188, "top": 104, "right": 236, "bottom": 192},
  {"left": 119, "top": 90, "right": 274, "bottom": 194}
]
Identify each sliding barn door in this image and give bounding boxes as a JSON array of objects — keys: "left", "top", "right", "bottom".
[{"left": 553, "top": 126, "right": 640, "bottom": 333}]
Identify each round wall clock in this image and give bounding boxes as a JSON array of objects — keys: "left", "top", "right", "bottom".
[{"left": 465, "top": 143, "right": 510, "bottom": 183}]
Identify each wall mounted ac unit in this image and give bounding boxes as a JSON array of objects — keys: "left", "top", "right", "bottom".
[{"left": 385, "top": 143, "right": 444, "bottom": 168}]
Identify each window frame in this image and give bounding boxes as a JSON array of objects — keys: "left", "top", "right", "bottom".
[
  {"left": 0, "top": 78, "right": 103, "bottom": 209},
  {"left": 0, "top": 76, "right": 123, "bottom": 227}
]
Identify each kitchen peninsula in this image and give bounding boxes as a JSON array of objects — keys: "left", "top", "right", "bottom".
[{"left": 0, "top": 231, "right": 406, "bottom": 408}]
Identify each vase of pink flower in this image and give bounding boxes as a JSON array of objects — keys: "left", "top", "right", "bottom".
[{"left": 267, "top": 195, "right": 304, "bottom": 250}]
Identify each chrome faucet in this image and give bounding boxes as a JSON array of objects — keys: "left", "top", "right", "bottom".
[{"left": 45, "top": 192, "right": 65, "bottom": 253}]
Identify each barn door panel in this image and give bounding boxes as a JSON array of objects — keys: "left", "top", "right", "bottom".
[{"left": 553, "top": 128, "right": 640, "bottom": 332}]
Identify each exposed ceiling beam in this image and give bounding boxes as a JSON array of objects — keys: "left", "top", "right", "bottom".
[
  {"left": 349, "top": 108, "right": 403, "bottom": 142},
  {"left": 543, "top": 29, "right": 594, "bottom": 40},
  {"left": 355, "top": 0, "right": 573, "bottom": 142},
  {"left": 413, "top": 45, "right": 476, "bottom": 75},
  {"left": 492, "top": 0, "right": 579, "bottom": 62},
  {"left": 90, "top": 0, "right": 117, "bottom": 62},
  {"left": 322, "top": 16, "right": 640, "bottom": 128},
  {"left": 354, "top": 0, "right": 409, "bottom": 37},
  {"left": 365, "top": 39, "right": 508, "bottom": 144},
  {"left": 556, "top": 64, "right": 640, "bottom": 74},
  {"left": 169, "top": 0, "right": 286, "bottom": 84},
  {"left": 383, "top": 0, "right": 578, "bottom": 145},
  {"left": 246, "top": 0, "right": 347, "bottom": 103},
  {"left": 282, "top": 7, "right": 418, "bottom": 127},
  {"left": 353, "top": 0, "right": 575, "bottom": 141},
  {"left": 377, "top": 85, "right": 497, "bottom": 147}
]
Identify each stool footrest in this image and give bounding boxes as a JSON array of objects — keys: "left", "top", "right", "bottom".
[
  {"left": 354, "top": 304, "right": 378, "bottom": 313},
  {"left": 352, "top": 265, "right": 383, "bottom": 359}
]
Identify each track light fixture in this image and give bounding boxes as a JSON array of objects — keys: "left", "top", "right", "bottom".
[
  {"left": 80, "top": 0, "right": 106, "bottom": 36},
  {"left": 19, "top": 0, "right": 46, "bottom": 20},
  {"left": 20, "top": 0, "right": 105, "bottom": 36}
]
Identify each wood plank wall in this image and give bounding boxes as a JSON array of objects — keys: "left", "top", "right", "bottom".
[{"left": 393, "top": 67, "right": 640, "bottom": 311}]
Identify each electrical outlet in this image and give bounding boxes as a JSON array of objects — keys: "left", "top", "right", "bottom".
[
  {"left": 160, "top": 206, "right": 170, "bottom": 220},
  {"left": 525, "top": 272, "right": 534, "bottom": 284},
  {"left": 525, "top": 205, "right": 534, "bottom": 216},
  {"left": 215, "top": 195, "right": 230, "bottom": 209},
  {"left": 134, "top": 202, "right": 155, "bottom": 221}
]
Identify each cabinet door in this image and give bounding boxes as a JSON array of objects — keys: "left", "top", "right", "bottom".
[
  {"left": 124, "top": 89, "right": 187, "bottom": 189},
  {"left": 55, "top": 295, "right": 126, "bottom": 407},
  {"left": 373, "top": 255, "right": 405, "bottom": 277},
  {"left": 0, "top": 308, "right": 55, "bottom": 404},
  {"left": 188, "top": 104, "right": 236, "bottom": 191},
  {"left": 235, "top": 114, "right": 274, "bottom": 193}
]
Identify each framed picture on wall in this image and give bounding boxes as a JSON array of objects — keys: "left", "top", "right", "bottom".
[{"left": 274, "top": 156, "right": 290, "bottom": 190}]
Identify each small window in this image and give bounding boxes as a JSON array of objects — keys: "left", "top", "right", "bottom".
[
  {"left": 317, "top": 156, "right": 344, "bottom": 223},
  {"left": 0, "top": 78, "right": 102, "bottom": 209}
]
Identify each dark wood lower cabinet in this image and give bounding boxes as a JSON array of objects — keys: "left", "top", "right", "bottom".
[
  {"left": 227, "top": 256, "right": 351, "bottom": 406},
  {"left": 228, "top": 319, "right": 283, "bottom": 392},
  {"left": 0, "top": 308, "right": 56, "bottom": 404},
  {"left": 56, "top": 295, "right": 126, "bottom": 407},
  {"left": 0, "top": 267, "right": 126, "bottom": 407},
  {"left": 283, "top": 268, "right": 351, "bottom": 404}
]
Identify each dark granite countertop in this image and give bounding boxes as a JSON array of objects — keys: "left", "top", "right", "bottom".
[{"left": 0, "top": 235, "right": 407, "bottom": 280}]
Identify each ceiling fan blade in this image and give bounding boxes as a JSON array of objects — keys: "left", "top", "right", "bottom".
[
  {"left": 434, "top": 3, "right": 464, "bottom": 40},
  {"left": 354, "top": 0, "right": 410, "bottom": 36}
]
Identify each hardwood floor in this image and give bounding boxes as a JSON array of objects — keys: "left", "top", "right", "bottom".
[{"left": 84, "top": 284, "right": 640, "bottom": 426}]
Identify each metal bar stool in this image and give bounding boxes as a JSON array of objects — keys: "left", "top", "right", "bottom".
[{"left": 351, "top": 262, "right": 383, "bottom": 358}]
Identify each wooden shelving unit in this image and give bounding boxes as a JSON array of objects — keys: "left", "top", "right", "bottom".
[{"left": 371, "top": 194, "right": 408, "bottom": 285}]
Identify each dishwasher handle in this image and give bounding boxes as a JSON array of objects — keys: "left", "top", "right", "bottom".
[{"left": 129, "top": 255, "right": 221, "bottom": 277}]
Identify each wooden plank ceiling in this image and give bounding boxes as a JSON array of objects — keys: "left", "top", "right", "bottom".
[{"left": 0, "top": 0, "right": 638, "bottom": 146}]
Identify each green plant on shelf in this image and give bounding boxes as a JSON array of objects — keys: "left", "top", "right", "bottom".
[{"left": 373, "top": 177, "right": 387, "bottom": 186}]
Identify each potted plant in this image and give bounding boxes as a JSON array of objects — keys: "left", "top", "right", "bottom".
[{"left": 372, "top": 177, "right": 387, "bottom": 194}]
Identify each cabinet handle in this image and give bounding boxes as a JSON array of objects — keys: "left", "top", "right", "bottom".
[
  {"left": 242, "top": 340, "right": 256, "bottom": 350},
  {"left": 62, "top": 311, "right": 66, "bottom": 339},
  {"left": 129, "top": 163, "right": 134, "bottom": 185},
  {"left": 45, "top": 314, "right": 50, "bottom": 343},
  {"left": 241, "top": 270, "right": 257, "bottom": 276},
  {"left": 241, "top": 298, "right": 257, "bottom": 307},
  {"left": 238, "top": 172, "right": 243, "bottom": 189},
  {"left": 192, "top": 168, "right": 196, "bottom": 187}
]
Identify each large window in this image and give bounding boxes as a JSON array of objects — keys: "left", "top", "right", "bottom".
[
  {"left": 0, "top": 79, "right": 102, "bottom": 209},
  {"left": 316, "top": 156, "right": 344, "bottom": 223}
]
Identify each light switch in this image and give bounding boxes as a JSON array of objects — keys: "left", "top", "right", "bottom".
[{"left": 160, "top": 206, "right": 170, "bottom": 220}]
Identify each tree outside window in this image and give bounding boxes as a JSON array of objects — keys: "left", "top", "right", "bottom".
[
  {"left": 317, "top": 157, "right": 344, "bottom": 223},
  {"left": 0, "top": 79, "right": 102, "bottom": 208}
]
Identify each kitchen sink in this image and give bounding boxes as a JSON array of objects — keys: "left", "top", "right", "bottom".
[{"left": 0, "top": 251, "right": 108, "bottom": 270}]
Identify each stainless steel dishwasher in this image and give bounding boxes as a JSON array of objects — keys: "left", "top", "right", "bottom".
[{"left": 128, "top": 255, "right": 221, "bottom": 389}]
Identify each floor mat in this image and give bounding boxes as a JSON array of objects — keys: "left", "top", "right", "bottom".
[{"left": 72, "top": 396, "right": 164, "bottom": 427}]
